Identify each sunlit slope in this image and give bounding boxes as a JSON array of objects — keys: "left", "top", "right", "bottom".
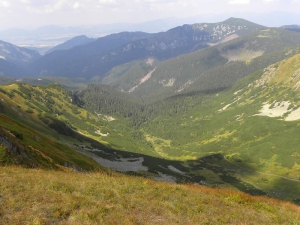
[
  {"left": 143, "top": 54, "right": 300, "bottom": 168},
  {"left": 138, "top": 54, "right": 300, "bottom": 201},
  {"left": 0, "top": 115, "right": 102, "bottom": 171},
  {"left": 0, "top": 84, "right": 152, "bottom": 170},
  {"left": 0, "top": 166, "right": 299, "bottom": 225},
  {"left": 103, "top": 28, "right": 300, "bottom": 102}
]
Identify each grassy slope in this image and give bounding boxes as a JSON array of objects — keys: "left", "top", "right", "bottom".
[
  {"left": 0, "top": 166, "right": 299, "bottom": 225},
  {"left": 0, "top": 114, "right": 102, "bottom": 171},
  {"left": 0, "top": 83, "right": 119, "bottom": 170},
  {"left": 0, "top": 82, "right": 156, "bottom": 167},
  {"left": 2, "top": 54, "right": 300, "bottom": 202},
  {"left": 139, "top": 54, "right": 300, "bottom": 201}
]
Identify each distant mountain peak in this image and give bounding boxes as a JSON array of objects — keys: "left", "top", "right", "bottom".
[{"left": 45, "top": 35, "right": 95, "bottom": 54}]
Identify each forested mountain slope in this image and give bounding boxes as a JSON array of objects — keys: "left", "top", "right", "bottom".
[
  {"left": 103, "top": 28, "right": 300, "bottom": 101},
  {"left": 2, "top": 54, "right": 300, "bottom": 203},
  {"left": 0, "top": 83, "right": 110, "bottom": 171},
  {"left": 28, "top": 31, "right": 153, "bottom": 78},
  {"left": 28, "top": 18, "right": 263, "bottom": 79},
  {"left": 1, "top": 18, "right": 300, "bottom": 206},
  {"left": 76, "top": 54, "right": 300, "bottom": 203},
  {"left": 140, "top": 54, "right": 300, "bottom": 202}
]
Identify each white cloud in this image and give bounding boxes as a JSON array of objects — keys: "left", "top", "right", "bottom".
[
  {"left": 20, "top": 0, "right": 31, "bottom": 4},
  {"left": 229, "top": 0, "right": 250, "bottom": 4},
  {"left": 22, "top": 0, "right": 86, "bottom": 13},
  {"left": 72, "top": 2, "right": 81, "bottom": 9},
  {"left": 99, "top": 0, "right": 116, "bottom": 4},
  {"left": 0, "top": 0, "right": 299, "bottom": 30},
  {"left": 0, "top": 0, "right": 11, "bottom": 7}
]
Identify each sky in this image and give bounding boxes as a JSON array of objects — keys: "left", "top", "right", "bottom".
[{"left": 0, "top": 0, "right": 300, "bottom": 30}]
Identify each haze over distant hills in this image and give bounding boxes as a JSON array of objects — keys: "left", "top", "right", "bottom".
[
  {"left": 1, "top": 17, "right": 300, "bottom": 210},
  {"left": 3, "top": 9, "right": 300, "bottom": 224},
  {"left": 27, "top": 18, "right": 263, "bottom": 79},
  {"left": 1, "top": 11, "right": 300, "bottom": 54}
]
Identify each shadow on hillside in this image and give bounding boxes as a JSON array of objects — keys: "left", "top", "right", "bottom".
[
  {"left": 45, "top": 119, "right": 300, "bottom": 205},
  {"left": 72, "top": 134, "right": 300, "bottom": 205}
]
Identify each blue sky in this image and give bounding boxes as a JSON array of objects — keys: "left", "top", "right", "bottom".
[{"left": 0, "top": 0, "right": 299, "bottom": 29}]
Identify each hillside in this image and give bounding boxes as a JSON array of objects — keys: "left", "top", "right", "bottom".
[
  {"left": 3, "top": 53, "right": 300, "bottom": 204},
  {"left": 76, "top": 54, "right": 300, "bottom": 203},
  {"left": 28, "top": 32, "right": 154, "bottom": 78},
  {"left": 0, "top": 40, "right": 41, "bottom": 77},
  {"left": 0, "top": 82, "right": 276, "bottom": 199},
  {"left": 0, "top": 59, "right": 29, "bottom": 78},
  {"left": 28, "top": 18, "right": 263, "bottom": 79},
  {"left": 138, "top": 54, "right": 300, "bottom": 203},
  {"left": 0, "top": 40, "right": 40, "bottom": 67},
  {"left": 0, "top": 83, "right": 114, "bottom": 171},
  {"left": 45, "top": 35, "right": 95, "bottom": 54},
  {"left": 2, "top": 18, "right": 300, "bottom": 207},
  {"left": 0, "top": 166, "right": 299, "bottom": 225},
  {"left": 103, "top": 28, "right": 300, "bottom": 101},
  {"left": 282, "top": 25, "right": 300, "bottom": 33}
]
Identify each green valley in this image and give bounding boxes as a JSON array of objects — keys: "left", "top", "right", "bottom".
[
  {"left": 2, "top": 54, "right": 300, "bottom": 204},
  {"left": 1, "top": 17, "right": 300, "bottom": 224}
]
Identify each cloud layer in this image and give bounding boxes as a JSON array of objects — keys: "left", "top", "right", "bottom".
[{"left": 0, "top": 0, "right": 299, "bottom": 29}]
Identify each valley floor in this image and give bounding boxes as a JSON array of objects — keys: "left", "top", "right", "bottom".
[{"left": 0, "top": 166, "right": 299, "bottom": 225}]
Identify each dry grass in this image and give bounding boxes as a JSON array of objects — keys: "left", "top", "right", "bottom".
[{"left": 0, "top": 166, "right": 299, "bottom": 225}]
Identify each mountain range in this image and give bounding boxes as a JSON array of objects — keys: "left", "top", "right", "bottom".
[{"left": 1, "top": 17, "right": 300, "bottom": 223}]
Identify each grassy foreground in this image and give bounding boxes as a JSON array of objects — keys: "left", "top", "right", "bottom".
[{"left": 0, "top": 166, "right": 299, "bottom": 225}]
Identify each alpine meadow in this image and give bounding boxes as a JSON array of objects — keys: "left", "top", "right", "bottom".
[{"left": 1, "top": 16, "right": 300, "bottom": 224}]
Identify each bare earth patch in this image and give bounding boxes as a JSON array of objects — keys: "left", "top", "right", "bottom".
[
  {"left": 159, "top": 78, "right": 175, "bottom": 87},
  {"left": 95, "top": 129, "right": 109, "bottom": 137},
  {"left": 80, "top": 150, "right": 148, "bottom": 172},
  {"left": 207, "top": 34, "right": 239, "bottom": 46},
  {"left": 95, "top": 112, "right": 116, "bottom": 122},
  {"left": 140, "top": 67, "right": 156, "bottom": 83},
  {"left": 218, "top": 98, "right": 240, "bottom": 111},
  {"left": 255, "top": 101, "right": 291, "bottom": 118},
  {"left": 176, "top": 79, "right": 193, "bottom": 92},
  {"left": 285, "top": 108, "right": 300, "bottom": 121},
  {"left": 168, "top": 165, "right": 185, "bottom": 175},
  {"left": 221, "top": 48, "right": 264, "bottom": 62},
  {"left": 255, "top": 101, "right": 300, "bottom": 121},
  {"left": 146, "top": 57, "right": 155, "bottom": 66},
  {"left": 129, "top": 67, "right": 157, "bottom": 92}
]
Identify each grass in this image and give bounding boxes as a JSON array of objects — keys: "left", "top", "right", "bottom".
[
  {"left": 0, "top": 166, "right": 299, "bottom": 225},
  {"left": 2, "top": 58, "right": 300, "bottom": 204}
]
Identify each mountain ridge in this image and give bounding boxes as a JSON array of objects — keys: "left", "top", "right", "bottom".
[
  {"left": 27, "top": 18, "right": 264, "bottom": 79},
  {"left": 103, "top": 27, "right": 300, "bottom": 101},
  {"left": 45, "top": 35, "right": 95, "bottom": 54}
]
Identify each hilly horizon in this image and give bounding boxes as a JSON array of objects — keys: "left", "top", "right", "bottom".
[
  {"left": 27, "top": 18, "right": 264, "bottom": 80},
  {"left": 102, "top": 27, "right": 300, "bottom": 102},
  {"left": 1, "top": 16, "right": 300, "bottom": 224},
  {"left": 1, "top": 54, "right": 300, "bottom": 203}
]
